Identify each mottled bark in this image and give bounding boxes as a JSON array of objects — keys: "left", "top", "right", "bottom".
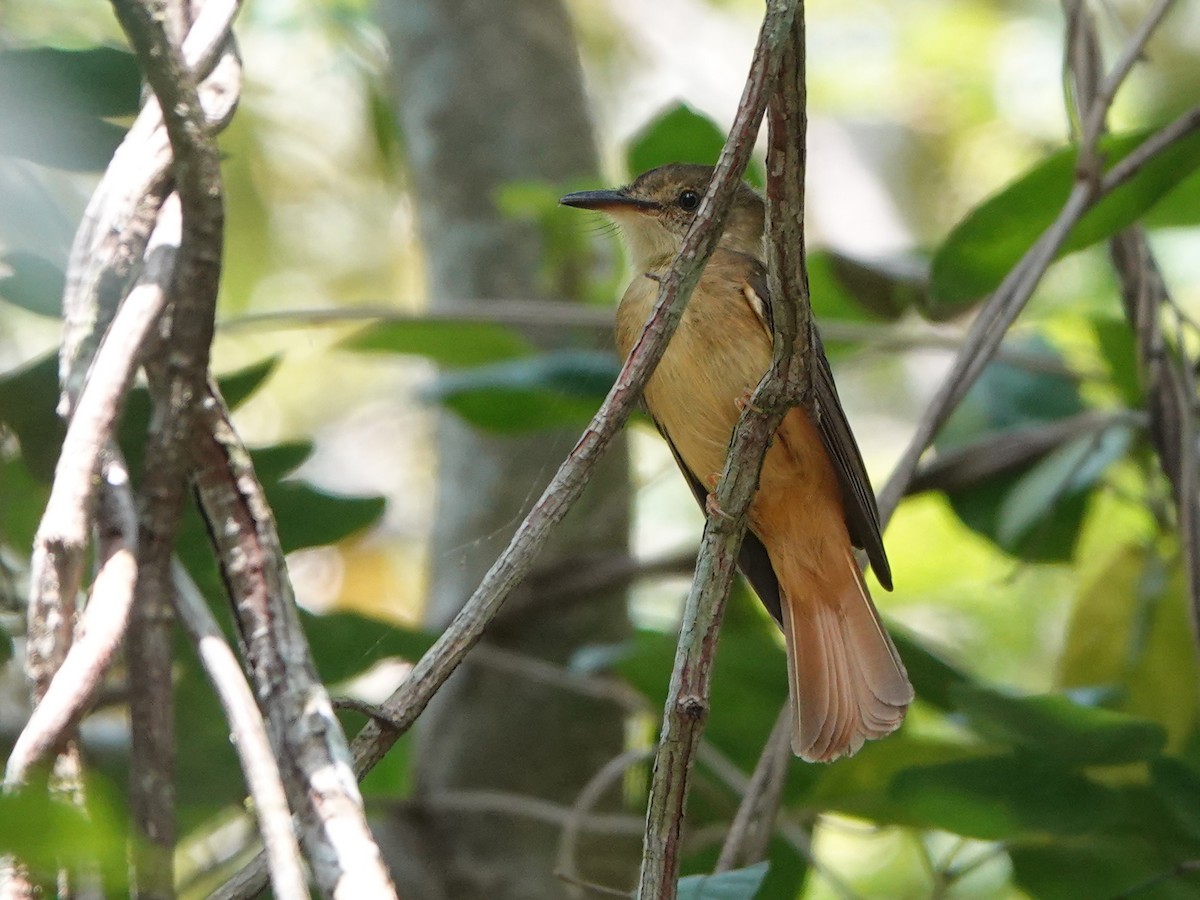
[{"left": 378, "top": 0, "right": 636, "bottom": 896}]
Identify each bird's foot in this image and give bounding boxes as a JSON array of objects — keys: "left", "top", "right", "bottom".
[
  {"left": 704, "top": 491, "right": 733, "bottom": 521},
  {"left": 735, "top": 387, "right": 763, "bottom": 414}
]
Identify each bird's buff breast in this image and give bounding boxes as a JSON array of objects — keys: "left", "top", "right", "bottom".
[{"left": 616, "top": 271, "right": 773, "bottom": 484}]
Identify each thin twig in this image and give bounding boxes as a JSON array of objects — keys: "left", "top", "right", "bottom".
[
  {"left": 637, "top": 7, "right": 811, "bottom": 897},
  {"left": 171, "top": 563, "right": 309, "bottom": 900},
  {"left": 1077, "top": 0, "right": 1178, "bottom": 155}
]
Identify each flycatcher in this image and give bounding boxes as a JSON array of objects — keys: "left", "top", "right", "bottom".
[{"left": 561, "top": 164, "right": 912, "bottom": 762}]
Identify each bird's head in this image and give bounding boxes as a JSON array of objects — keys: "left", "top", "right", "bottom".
[{"left": 560, "top": 164, "right": 764, "bottom": 269}]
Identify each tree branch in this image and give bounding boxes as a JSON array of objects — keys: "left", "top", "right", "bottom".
[
  {"left": 109, "top": 0, "right": 227, "bottom": 888},
  {"left": 171, "top": 564, "right": 308, "bottom": 900},
  {"left": 637, "top": 5, "right": 810, "bottom": 897},
  {"left": 193, "top": 387, "right": 396, "bottom": 900}
]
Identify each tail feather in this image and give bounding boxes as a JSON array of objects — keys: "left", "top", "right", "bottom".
[{"left": 781, "top": 549, "right": 912, "bottom": 763}]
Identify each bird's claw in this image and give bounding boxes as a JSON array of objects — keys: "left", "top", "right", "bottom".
[
  {"left": 735, "top": 388, "right": 763, "bottom": 414},
  {"left": 705, "top": 492, "right": 732, "bottom": 521}
]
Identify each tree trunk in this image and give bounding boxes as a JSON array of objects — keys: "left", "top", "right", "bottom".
[{"left": 377, "top": 1, "right": 637, "bottom": 896}]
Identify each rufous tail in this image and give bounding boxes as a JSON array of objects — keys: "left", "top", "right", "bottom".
[{"left": 778, "top": 548, "right": 912, "bottom": 762}]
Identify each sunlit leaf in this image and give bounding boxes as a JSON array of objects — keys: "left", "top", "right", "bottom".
[
  {"left": 951, "top": 684, "right": 1166, "bottom": 766},
  {"left": 930, "top": 126, "right": 1200, "bottom": 309},
  {"left": 341, "top": 319, "right": 535, "bottom": 366},
  {"left": 1059, "top": 544, "right": 1200, "bottom": 748},
  {"left": 0, "top": 251, "right": 64, "bottom": 317},
  {"left": 677, "top": 862, "right": 770, "bottom": 900}
]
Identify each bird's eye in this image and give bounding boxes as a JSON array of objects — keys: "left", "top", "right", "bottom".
[{"left": 677, "top": 190, "right": 700, "bottom": 211}]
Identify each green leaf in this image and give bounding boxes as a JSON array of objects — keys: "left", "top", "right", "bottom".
[
  {"left": 1059, "top": 543, "right": 1200, "bottom": 748},
  {"left": 1011, "top": 838, "right": 1200, "bottom": 900},
  {"left": 0, "top": 354, "right": 64, "bottom": 481},
  {"left": 218, "top": 356, "right": 279, "bottom": 409},
  {"left": 302, "top": 612, "right": 436, "bottom": 685},
  {"left": 266, "top": 483, "right": 385, "bottom": 554},
  {"left": 341, "top": 319, "right": 534, "bottom": 366},
  {"left": 890, "top": 755, "right": 1122, "bottom": 839},
  {"left": 995, "top": 425, "right": 1131, "bottom": 548},
  {"left": 1092, "top": 316, "right": 1142, "bottom": 408},
  {"left": 628, "top": 103, "right": 765, "bottom": 188},
  {"left": 425, "top": 350, "right": 618, "bottom": 433},
  {"left": 951, "top": 684, "right": 1166, "bottom": 766},
  {"left": 677, "top": 862, "right": 770, "bottom": 900},
  {"left": 0, "top": 251, "right": 64, "bottom": 316},
  {"left": 930, "top": 126, "right": 1200, "bottom": 309},
  {"left": 1143, "top": 165, "right": 1200, "bottom": 230},
  {"left": 0, "top": 46, "right": 141, "bottom": 117},
  {"left": 888, "top": 627, "right": 975, "bottom": 712},
  {"left": 0, "top": 47, "right": 140, "bottom": 171},
  {"left": 1151, "top": 757, "right": 1200, "bottom": 842},
  {"left": 823, "top": 251, "right": 926, "bottom": 321},
  {"left": 935, "top": 337, "right": 1097, "bottom": 561},
  {"left": 0, "top": 780, "right": 129, "bottom": 892}
]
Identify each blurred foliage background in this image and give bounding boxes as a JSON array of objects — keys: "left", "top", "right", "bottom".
[{"left": 2, "top": 0, "right": 1200, "bottom": 897}]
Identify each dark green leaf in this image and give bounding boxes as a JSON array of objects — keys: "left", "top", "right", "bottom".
[
  {"left": 1011, "top": 838, "right": 1200, "bottom": 900},
  {"left": 824, "top": 251, "right": 926, "bottom": 321},
  {"left": 341, "top": 319, "right": 534, "bottom": 366},
  {"left": 219, "top": 356, "right": 279, "bottom": 409},
  {"left": 951, "top": 684, "right": 1167, "bottom": 765},
  {"left": 0, "top": 46, "right": 140, "bottom": 171},
  {"left": 249, "top": 441, "right": 312, "bottom": 481},
  {"left": 0, "top": 251, "right": 64, "bottom": 316},
  {"left": 0, "top": 354, "right": 64, "bottom": 481},
  {"left": 931, "top": 126, "right": 1200, "bottom": 309},
  {"left": 890, "top": 755, "right": 1122, "bottom": 839},
  {"left": 808, "top": 736, "right": 981, "bottom": 825},
  {"left": 889, "top": 627, "right": 975, "bottom": 712},
  {"left": 0, "top": 46, "right": 141, "bottom": 117},
  {"left": 677, "top": 862, "right": 769, "bottom": 900},
  {"left": 302, "top": 611, "right": 435, "bottom": 685},
  {"left": 266, "top": 483, "right": 385, "bottom": 554},
  {"left": 628, "top": 103, "right": 765, "bottom": 188},
  {"left": 425, "top": 350, "right": 618, "bottom": 433},
  {"left": 1151, "top": 758, "right": 1200, "bottom": 842}
]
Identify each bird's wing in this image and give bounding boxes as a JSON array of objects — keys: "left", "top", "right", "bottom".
[
  {"left": 742, "top": 263, "right": 892, "bottom": 590},
  {"left": 652, "top": 412, "right": 785, "bottom": 624}
]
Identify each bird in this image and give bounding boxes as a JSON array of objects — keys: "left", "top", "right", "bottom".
[{"left": 560, "top": 164, "right": 912, "bottom": 762}]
